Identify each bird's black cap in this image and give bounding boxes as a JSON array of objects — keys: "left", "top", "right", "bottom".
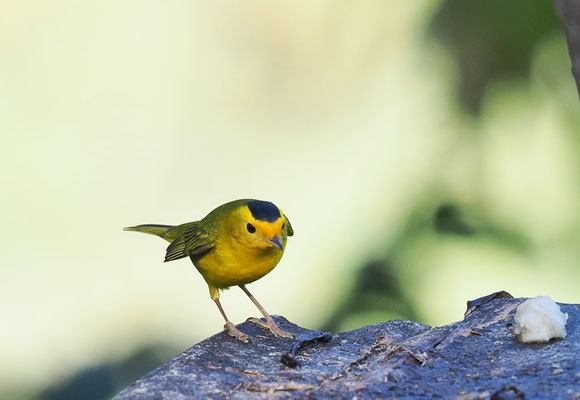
[{"left": 247, "top": 200, "right": 281, "bottom": 222}]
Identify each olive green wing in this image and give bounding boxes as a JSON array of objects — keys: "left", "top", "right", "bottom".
[
  {"left": 164, "top": 222, "right": 216, "bottom": 262},
  {"left": 284, "top": 214, "right": 294, "bottom": 237}
]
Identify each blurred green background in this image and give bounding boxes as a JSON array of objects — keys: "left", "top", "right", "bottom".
[{"left": 2, "top": 1, "right": 579, "bottom": 399}]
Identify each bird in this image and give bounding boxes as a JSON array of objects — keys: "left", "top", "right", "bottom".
[{"left": 124, "top": 199, "right": 294, "bottom": 342}]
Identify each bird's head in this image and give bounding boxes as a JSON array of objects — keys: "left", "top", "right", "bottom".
[{"left": 233, "top": 200, "right": 293, "bottom": 251}]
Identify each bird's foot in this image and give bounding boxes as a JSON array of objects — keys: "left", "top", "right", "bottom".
[
  {"left": 224, "top": 321, "right": 250, "bottom": 343},
  {"left": 248, "top": 317, "right": 295, "bottom": 339}
]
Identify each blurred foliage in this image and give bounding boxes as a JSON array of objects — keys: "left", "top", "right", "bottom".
[
  {"left": 39, "top": 345, "right": 177, "bottom": 400},
  {"left": 319, "top": 0, "right": 575, "bottom": 334},
  {"left": 320, "top": 195, "right": 536, "bottom": 332},
  {"left": 433, "top": 203, "right": 532, "bottom": 253},
  {"left": 321, "top": 259, "right": 417, "bottom": 332},
  {"left": 429, "top": 0, "right": 561, "bottom": 114},
  {"left": 433, "top": 204, "right": 475, "bottom": 236}
]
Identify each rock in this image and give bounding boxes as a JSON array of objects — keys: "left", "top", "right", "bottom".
[{"left": 114, "top": 298, "right": 579, "bottom": 399}]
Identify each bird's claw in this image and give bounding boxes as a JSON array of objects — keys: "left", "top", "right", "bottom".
[
  {"left": 248, "top": 317, "right": 295, "bottom": 339},
  {"left": 224, "top": 321, "right": 251, "bottom": 343}
]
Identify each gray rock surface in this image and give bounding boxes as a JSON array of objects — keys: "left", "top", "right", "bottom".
[{"left": 115, "top": 298, "right": 579, "bottom": 399}]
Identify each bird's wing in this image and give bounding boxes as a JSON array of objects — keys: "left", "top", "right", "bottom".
[
  {"left": 284, "top": 214, "right": 294, "bottom": 237},
  {"left": 164, "top": 222, "right": 216, "bottom": 262}
]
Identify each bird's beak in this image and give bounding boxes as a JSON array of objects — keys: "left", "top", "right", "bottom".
[{"left": 267, "top": 235, "right": 284, "bottom": 250}]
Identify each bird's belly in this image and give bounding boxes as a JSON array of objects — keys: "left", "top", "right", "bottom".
[{"left": 193, "top": 247, "right": 282, "bottom": 288}]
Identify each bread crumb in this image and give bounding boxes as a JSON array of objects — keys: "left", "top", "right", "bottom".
[{"left": 513, "top": 296, "right": 568, "bottom": 343}]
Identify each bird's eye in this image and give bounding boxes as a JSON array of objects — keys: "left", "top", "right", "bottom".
[{"left": 246, "top": 223, "right": 256, "bottom": 234}]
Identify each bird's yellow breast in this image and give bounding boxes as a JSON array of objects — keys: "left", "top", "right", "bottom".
[{"left": 192, "top": 234, "right": 284, "bottom": 289}]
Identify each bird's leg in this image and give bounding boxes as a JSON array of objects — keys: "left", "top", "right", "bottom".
[
  {"left": 239, "top": 284, "right": 294, "bottom": 339},
  {"left": 212, "top": 294, "right": 250, "bottom": 343}
]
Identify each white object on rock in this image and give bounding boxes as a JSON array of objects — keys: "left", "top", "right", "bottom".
[{"left": 513, "top": 296, "right": 568, "bottom": 343}]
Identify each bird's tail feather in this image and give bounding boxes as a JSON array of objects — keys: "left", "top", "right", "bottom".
[{"left": 123, "top": 224, "right": 175, "bottom": 241}]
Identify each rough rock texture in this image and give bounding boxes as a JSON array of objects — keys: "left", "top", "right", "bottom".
[{"left": 115, "top": 298, "right": 579, "bottom": 399}]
